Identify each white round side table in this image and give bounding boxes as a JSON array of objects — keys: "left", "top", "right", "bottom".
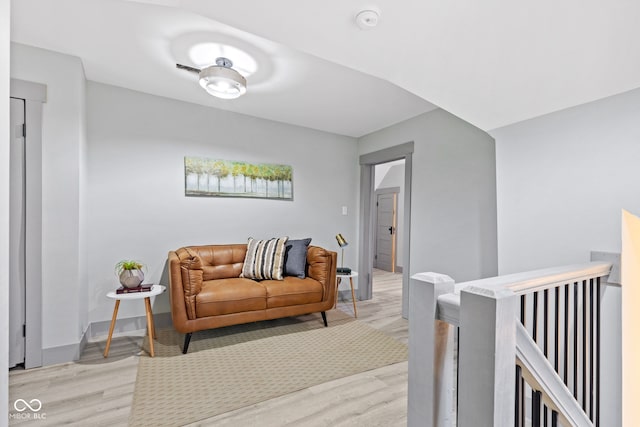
[
  {"left": 104, "top": 284, "right": 166, "bottom": 358},
  {"left": 336, "top": 271, "right": 358, "bottom": 318}
]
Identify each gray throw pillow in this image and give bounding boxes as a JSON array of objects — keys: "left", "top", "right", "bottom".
[{"left": 284, "top": 238, "right": 312, "bottom": 278}]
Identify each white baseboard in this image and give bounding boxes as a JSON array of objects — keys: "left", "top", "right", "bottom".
[
  {"left": 41, "top": 325, "right": 89, "bottom": 366},
  {"left": 40, "top": 312, "right": 173, "bottom": 366},
  {"left": 89, "top": 311, "right": 173, "bottom": 339}
]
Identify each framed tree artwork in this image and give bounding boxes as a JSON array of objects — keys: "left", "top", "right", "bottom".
[{"left": 184, "top": 157, "right": 293, "bottom": 200}]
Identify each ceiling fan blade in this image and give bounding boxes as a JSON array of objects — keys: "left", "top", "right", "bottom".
[{"left": 176, "top": 63, "right": 201, "bottom": 74}]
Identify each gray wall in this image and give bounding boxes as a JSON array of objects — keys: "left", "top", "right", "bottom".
[
  {"left": 359, "top": 109, "right": 498, "bottom": 282},
  {"left": 1, "top": 0, "right": 11, "bottom": 418},
  {"left": 10, "top": 43, "right": 88, "bottom": 362},
  {"left": 7, "top": 42, "right": 359, "bottom": 360},
  {"left": 86, "top": 82, "right": 359, "bottom": 323},
  {"left": 492, "top": 89, "right": 640, "bottom": 427},
  {"left": 492, "top": 86, "right": 640, "bottom": 274}
]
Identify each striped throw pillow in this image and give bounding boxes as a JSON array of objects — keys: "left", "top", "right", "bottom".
[{"left": 240, "top": 237, "right": 289, "bottom": 280}]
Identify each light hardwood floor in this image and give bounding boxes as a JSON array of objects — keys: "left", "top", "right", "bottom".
[{"left": 8, "top": 269, "right": 407, "bottom": 426}]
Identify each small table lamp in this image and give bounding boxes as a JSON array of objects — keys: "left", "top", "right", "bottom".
[{"left": 335, "top": 233, "right": 352, "bottom": 275}]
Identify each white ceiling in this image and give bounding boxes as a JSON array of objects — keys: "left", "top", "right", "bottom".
[
  {"left": 11, "top": 0, "right": 640, "bottom": 135},
  {"left": 9, "top": 0, "right": 437, "bottom": 138}
]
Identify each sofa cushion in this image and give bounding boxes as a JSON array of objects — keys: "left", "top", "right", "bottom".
[
  {"left": 240, "top": 237, "right": 288, "bottom": 280},
  {"left": 283, "top": 238, "right": 312, "bottom": 278},
  {"left": 195, "top": 244, "right": 247, "bottom": 280},
  {"left": 196, "top": 278, "right": 267, "bottom": 317},
  {"left": 262, "top": 277, "right": 323, "bottom": 308}
]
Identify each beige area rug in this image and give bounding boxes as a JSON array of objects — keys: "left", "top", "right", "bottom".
[{"left": 129, "top": 310, "right": 408, "bottom": 426}]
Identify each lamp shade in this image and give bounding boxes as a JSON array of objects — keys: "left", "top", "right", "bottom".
[
  {"left": 198, "top": 62, "right": 247, "bottom": 100},
  {"left": 336, "top": 233, "right": 348, "bottom": 248}
]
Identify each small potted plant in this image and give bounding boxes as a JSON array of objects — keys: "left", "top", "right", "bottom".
[{"left": 115, "top": 260, "right": 146, "bottom": 289}]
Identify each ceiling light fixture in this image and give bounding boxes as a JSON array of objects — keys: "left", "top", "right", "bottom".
[
  {"left": 198, "top": 57, "right": 247, "bottom": 100},
  {"left": 355, "top": 9, "right": 380, "bottom": 30}
]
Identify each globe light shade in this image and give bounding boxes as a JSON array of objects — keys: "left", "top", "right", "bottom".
[{"left": 199, "top": 65, "right": 247, "bottom": 100}]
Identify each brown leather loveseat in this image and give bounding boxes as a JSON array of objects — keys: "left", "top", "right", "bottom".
[{"left": 168, "top": 243, "right": 337, "bottom": 353}]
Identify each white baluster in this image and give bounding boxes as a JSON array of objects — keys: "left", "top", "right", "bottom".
[{"left": 408, "top": 272, "right": 455, "bottom": 427}]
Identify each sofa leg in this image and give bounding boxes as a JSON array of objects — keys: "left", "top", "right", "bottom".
[
  {"left": 321, "top": 311, "right": 328, "bottom": 327},
  {"left": 183, "top": 333, "right": 192, "bottom": 354}
]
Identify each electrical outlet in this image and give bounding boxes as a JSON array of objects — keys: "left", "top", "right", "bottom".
[{"left": 342, "top": 206, "right": 348, "bottom": 215}]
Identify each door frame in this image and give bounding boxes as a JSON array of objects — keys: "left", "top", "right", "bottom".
[
  {"left": 358, "top": 141, "right": 413, "bottom": 318},
  {"left": 374, "top": 187, "right": 399, "bottom": 272},
  {"left": 10, "top": 78, "right": 45, "bottom": 368}
]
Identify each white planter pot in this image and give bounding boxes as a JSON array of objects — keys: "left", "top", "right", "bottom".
[{"left": 119, "top": 269, "right": 144, "bottom": 288}]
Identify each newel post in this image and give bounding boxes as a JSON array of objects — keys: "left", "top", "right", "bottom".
[
  {"left": 408, "top": 272, "right": 455, "bottom": 427},
  {"left": 458, "top": 285, "right": 517, "bottom": 427}
]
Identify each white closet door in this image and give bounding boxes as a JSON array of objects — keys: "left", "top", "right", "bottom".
[{"left": 9, "top": 97, "right": 26, "bottom": 368}]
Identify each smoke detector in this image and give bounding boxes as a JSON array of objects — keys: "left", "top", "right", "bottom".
[{"left": 355, "top": 10, "right": 380, "bottom": 30}]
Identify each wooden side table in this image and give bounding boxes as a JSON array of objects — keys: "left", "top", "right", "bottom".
[
  {"left": 103, "top": 284, "right": 166, "bottom": 358},
  {"left": 336, "top": 271, "right": 358, "bottom": 318}
]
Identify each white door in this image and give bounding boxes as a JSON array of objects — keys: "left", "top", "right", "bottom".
[
  {"left": 9, "top": 98, "right": 26, "bottom": 368},
  {"left": 374, "top": 192, "right": 397, "bottom": 272}
]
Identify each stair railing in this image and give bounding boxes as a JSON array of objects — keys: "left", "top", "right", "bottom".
[{"left": 408, "top": 262, "right": 612, "bottom": 427}]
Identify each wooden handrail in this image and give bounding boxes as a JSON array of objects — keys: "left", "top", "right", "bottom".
[
  {"left": 452, "top": 262, "right": 611, "bottom": 296},
  {"left": 435, "top": 262, "right": 612, "bottom": 325}
]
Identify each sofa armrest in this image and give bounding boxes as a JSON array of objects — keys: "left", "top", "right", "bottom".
[
  {"left": 169, "top": 247, "right": 203, "bottom": 322},
  {"left": 307, "top": 246, "right": 337, "bottom": 303},
  {"left": 168, "top": 251, "right": 189, "bottom": 332}
]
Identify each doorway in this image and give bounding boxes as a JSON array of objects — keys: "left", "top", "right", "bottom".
[
  {"left": 9, "top": 97, "right": 26, "bottom": 368},
  {"left": 358, "top": 142, "right": 413, "bottom": 318},
  {"left": 9, "top": 79, "right": 45, "bottom": 369},
  {"left": 373, "top": 157, "right": 406, "bottom": 274}
]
